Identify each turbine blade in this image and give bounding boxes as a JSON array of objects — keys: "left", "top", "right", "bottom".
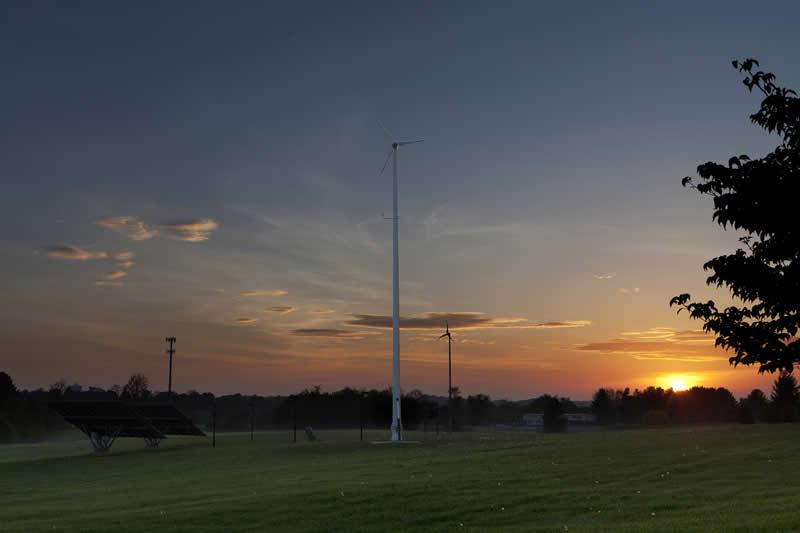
[
  {"left": 378, "top": 121, "right": 394, "bottom": 141},
  {"left": 397, "top": 139, "right": 424, "bottom": 147},
  {"left": 380, "top": 149, "right": 392, "bottom": 175}
]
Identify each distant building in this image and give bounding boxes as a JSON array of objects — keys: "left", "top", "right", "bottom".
[
  {"left": 522, "top": 413, "right": 544, "bottom": 428},
  {"left": 68, "top": 383, "right": 82, "bottom": 393},
  {"left": 565, "top": 413, "right": 596, "bottom": 424},
  {"left": 522, "top": 412, "right": 596, "bottom": 429}
]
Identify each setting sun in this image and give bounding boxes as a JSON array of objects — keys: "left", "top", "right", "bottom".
[
  {"left": 659, "top": 374, "right": 698, "bottom": 391},
  {"left": 671, "top": 378, "right": 688, "bottom": 391}
]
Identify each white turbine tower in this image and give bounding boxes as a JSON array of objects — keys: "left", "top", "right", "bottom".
[{"left": 382, "top": 137, "right": 423, "bottom": 442}]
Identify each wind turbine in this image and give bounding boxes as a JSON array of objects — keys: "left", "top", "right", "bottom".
[
  {"left": 439, "top": 321, "right": 453, "bottom": 433},
  {"left": 382, "top": 137, "right": 423, "bottom": 442}
]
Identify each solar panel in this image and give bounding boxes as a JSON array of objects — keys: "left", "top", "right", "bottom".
[
  {"left": 49, "top": 400, "right": 204, "bottom": 452},
  {"left": 130, "top": 403, "right": 206, "bottom": 436},
  {"left": 49, "top": 400, "right": 165, "bottom": 452}
]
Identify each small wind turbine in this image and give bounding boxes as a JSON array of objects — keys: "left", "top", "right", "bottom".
[
  {"left": 439, "top": 321, "right": 453, "bottom": 433},
  {"left": 381, "top": 135, "right": 423, "bottom": 442}
]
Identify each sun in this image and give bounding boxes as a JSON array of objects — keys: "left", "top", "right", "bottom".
[
  {"left": 670, "top": 377, "right": 689, "bottom": 392},
  {"left": 659, "top": 373, "right": 695, "bottom": 391}
]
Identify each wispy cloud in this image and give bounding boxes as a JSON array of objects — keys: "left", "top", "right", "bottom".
[
  {"left": 160, "top": 219, "right": 218, "bottom": 242},
  {"left": 100, "top": 270, "right": 127, "bottom": 281},
  {"left": 234, "top": 317, "right": 257, "bottom": 325},
  {"left": 532, "top": 321, "right": 593, "bottom": 329},
  {"left": 241, "top": 289, "right": 288, "bottom": 297},
  {"left": 592, "top": 273, "right": 616, "bottom": 280},
  {"left": 46, "top": 245, "right": 107, "bottom": 261},
  {"left": 96, "top": 216, "right": 155, "bottom": 241},
  {"left": 576, "top": 328, "right": 722, "bottom": 362},
  {"left": 111, "top": 251, "right": 135, "bottom": 269},
  {"left": 267, "top": 306, "right": 295, "bottom": 314},
  {"left": 346, "top": 312, "right": 591, "bottom": 330},
  {"left": 97, "top": 216, "right": 218, "bottom": 242},
  {"left": 620, "top": 287, "right": 641, "bottom": 294},
  {"left": 290, "top": 328, "right": 365, "bottom": 338}
]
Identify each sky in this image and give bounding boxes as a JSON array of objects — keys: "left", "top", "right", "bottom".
[{"left": 1, "top": 1, "right": 797, "bottom": 399}]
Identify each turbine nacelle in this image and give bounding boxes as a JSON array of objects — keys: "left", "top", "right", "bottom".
[{"left": 392, "top": 139, "right": 424, "bottom": 150}]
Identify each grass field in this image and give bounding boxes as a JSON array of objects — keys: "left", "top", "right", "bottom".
[{"left": 2, "top": 424, "right": 800, "bottom": 532}]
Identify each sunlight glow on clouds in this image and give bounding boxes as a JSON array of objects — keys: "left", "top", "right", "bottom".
[
  {"left": 576, "top": 328, "right": 722, "bottom": 362},
  {"left": 267, "top": 306, "right": 295, "bottom": 314},
  {"left": 234, "top": 317, "right": 257, "bottom": 324},
  {"left": 96, "top": 216, "right": 218, "bottom": 242},
  {"left": 592, "top": 273, "right": 616, "bottom": 280},
  {"left": 111, "top": 251, "right": 135, "bottom": 269},
  {"left": 241, "top": 289, "right": 288, "bottom": 297},
  {"left": 46, "top": 245, "right": 107, "bottom": 261},
  {"left": 160, "top": 219, "right": 218, "bottom": 242},
  {"left": 100, "top": 270, "right": 127, "bottom": 281},
  {"left": 96, "top": 216, "right": 155, "bottom": 241},
  {"left": 346, "top": 313, "right": 591, "bottom": 330}
]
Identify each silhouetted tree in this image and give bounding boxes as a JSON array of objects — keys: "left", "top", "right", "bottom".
[
  {"left": 770, "top": 372, "right": 799, "bottom": 422},
  {"left": 121, "top": 373, "right": 151, "bottom": 401},
  {"left": 48, "top": 379, "right": 67, "bottom": 399},
  {"left": 0, "top": 372, "right": 17, "bottom": 410},
  {"left": 671, "top": 58, "right": 800, "bottom": 374},
  {"left": 543, "top": 396, "right": 566, "bottom": 432},
  {"left": 591, "top": 388, "right": 614, "bottom": 424},
  {"left": 740, "top": 389, "right": 770, "bottom": 423},
  {"left": 466, "top": 394, "right": 494, "bottom": 426}
]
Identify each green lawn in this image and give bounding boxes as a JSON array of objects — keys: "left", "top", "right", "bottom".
[{"left": 2, "top": 424, "right": 799, "bottom": 532}]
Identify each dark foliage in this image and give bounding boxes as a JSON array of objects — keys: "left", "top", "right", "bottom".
[
  {"left": 121, "top": 373, "right": 151, "bottom": 400},
  {"left": 542, "top": 396, "right": 567, "bottom": 432},
  {"left": 671, "top": 58, "right": 800, "bottom": 374},
  {"left": 0, "top": 372, "right": 18, "bottom": 410},
  {"left": 770, "top": 372, "right": 799, "bottom": 422},
  {"left": 739, "top": 389, "right": 770, "bottom": 423},
  {"left": 591, "top": 386, "right": 738, "bottom": 425}
]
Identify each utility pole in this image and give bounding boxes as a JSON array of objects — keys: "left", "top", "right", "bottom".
[
  {"left": 165, "top": 337, "right": 176, "bottom": 400},
  {"left": 249, "top": 397, "right": 255, "bottom": 441},
  {"left": 359, "top": 393, "right": 364, "bottom": 442},
  {"left": 292, "top": 395, "right": 297, "bottom": 443},
  {"left": 212, "top": 399, "right": 216, "bottom": 448}
]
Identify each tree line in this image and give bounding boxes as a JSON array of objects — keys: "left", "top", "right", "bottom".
[
  {"left": 591, "top": 373, "right": 800, "bottom": 425},
  {"left": 5, "top": 369, "right": 800, "bottom": 442},
  {"left": 0, "top": 371, "right": 583, "bottom": 441}
]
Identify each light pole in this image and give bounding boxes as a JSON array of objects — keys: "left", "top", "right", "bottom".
[
  {"left": 165, "top": 337, "right": 176, "bottom": 401},
  {"left": 387, "top": 139, "right": 423, "bottom": 442}
]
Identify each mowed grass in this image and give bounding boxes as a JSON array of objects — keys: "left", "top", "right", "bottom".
[{"left": 2, "top": 424, "right": 800, "bottom": 532}]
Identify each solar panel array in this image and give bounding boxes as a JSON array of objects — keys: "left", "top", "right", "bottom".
[
  {"left": 49, "top": 401, "right": 166, "bottom": 439},
  {"left": 49, "top": 400, "right": 205, "bottom": 451},
  {"left": 130, "top": 403, "right": 206, "bottom": 436}
]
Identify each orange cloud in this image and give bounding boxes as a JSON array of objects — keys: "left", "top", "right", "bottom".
[
  {"left": 241, "top": 289, "right": 288, "bottom": 297},
  {"left": 46, "top": 245, "right": 107, "bottom": 261},
  {"left": 96, "top": 216, "right": 155, "bottom": 241},
  {"left": 576, "top": 328, "right": 723, "bottom": 362},
  {"left": 100, "top": 271, "right": 127, "bottom": 281},
  {"left": 234, "top": 317, "right": 257, "bottom": 324},
  {"left": 267, "top": 306, "right": 295, "bottom": 314},
  {"left": 290, "top": 329, "right": 365, "bottom": 338},
  {"left": 160, "top": 219, "right": 218, "bottom": 242},
  {"left": 111, "top": 251, "right": 135, "bottom": 269}
]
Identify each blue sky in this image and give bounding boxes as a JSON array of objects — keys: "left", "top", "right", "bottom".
[{"left": 1, "top": 1, "right": 797, "bottom": 397}]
